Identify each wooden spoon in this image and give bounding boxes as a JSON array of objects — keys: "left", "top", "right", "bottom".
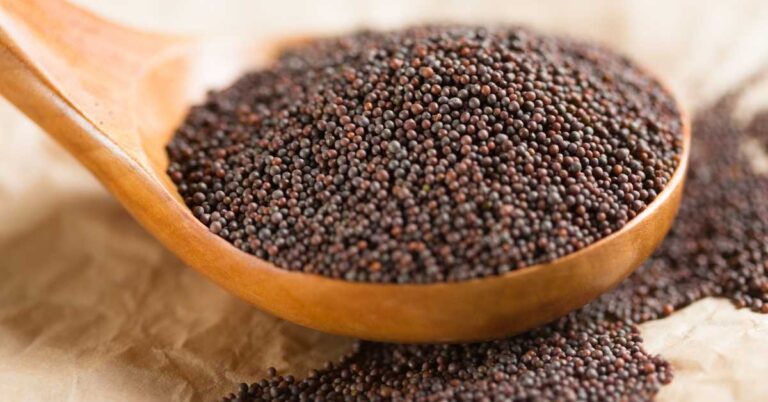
[{"left": 0, "top": 0, "right": 689, "bottom": 343}]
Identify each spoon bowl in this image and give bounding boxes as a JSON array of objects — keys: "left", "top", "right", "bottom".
[{"left": 0, "top": 0, "right": 689, "bottom": 343}]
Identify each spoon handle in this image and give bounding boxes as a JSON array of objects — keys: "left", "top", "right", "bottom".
[{"left": 0, "top": 0, "right": 185, "bottom": 161}]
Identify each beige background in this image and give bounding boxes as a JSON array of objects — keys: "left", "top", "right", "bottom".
[{"left": 2, "top": 1, "right": 768, "bottom": 401}]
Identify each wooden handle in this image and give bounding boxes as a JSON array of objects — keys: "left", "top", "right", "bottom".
[{"left": 0, "top": 0, "right": 186, "bottom": 159}]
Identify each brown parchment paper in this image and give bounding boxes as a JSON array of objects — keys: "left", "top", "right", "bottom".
[{"left": 2, "top": 1, "right": 768, "bottom": 401}]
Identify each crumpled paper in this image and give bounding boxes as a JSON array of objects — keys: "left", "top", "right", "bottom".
[{"left": 2, "top": 0, "right": 768, "bottom": 401}]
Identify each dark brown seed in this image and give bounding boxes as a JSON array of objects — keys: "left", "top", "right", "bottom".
[{"left": 419, "top": 66, "right": 435, "bottom": 78}]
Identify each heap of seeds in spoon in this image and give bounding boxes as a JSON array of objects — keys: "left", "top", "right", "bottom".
[
  {"left": 219, "top": 93, "right": 768, "bottom": 402},
  {"left": 167, "top": 25, "right": 683, "bottom": 283}
]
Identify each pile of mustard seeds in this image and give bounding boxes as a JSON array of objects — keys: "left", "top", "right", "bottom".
[{"left": 168, "top": 25, "right": 682, "bottom": 284}]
